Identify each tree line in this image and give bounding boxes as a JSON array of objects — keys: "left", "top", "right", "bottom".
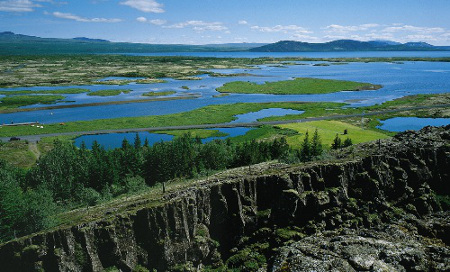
[{"left": 0, "top": 130, "right": 349, "bottom": 242}]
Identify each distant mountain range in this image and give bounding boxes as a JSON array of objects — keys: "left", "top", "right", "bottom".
[
  {"left": 0, "top": 31, "right": 267, "bottom": 55},
  {"left": 250, "top": 39, "right": 450, "bottom": 52},
  {"left": 0, "top": 31, "right": 449, "bottom": 55}
]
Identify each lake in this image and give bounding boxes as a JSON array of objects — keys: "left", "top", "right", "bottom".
[
  {"left": 74, "top": 107, "right": 303, "bottom": 149},
  {"left": 115, "top": 51, "right": 450, "bottom": 58},
  {"left": 378, "top": 117, "right": 450, "bottom": 132},
  {"left": 1, "top": 59, "right": 449, "bottom": 126}
]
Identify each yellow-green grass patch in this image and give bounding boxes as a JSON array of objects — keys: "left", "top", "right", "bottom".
[{"left": 279, "top": 120, "right": 390, "bottom": 149}]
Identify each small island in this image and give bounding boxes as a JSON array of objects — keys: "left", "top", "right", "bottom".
[
  {"left": 216, "top": 77, "right": 382, "bottom": 95},
  {"left": 142, "top": 90, "right": 176, "bottom": 97},
  {"left": 87, "top": 89, "right": 132, "bottom": 96}
]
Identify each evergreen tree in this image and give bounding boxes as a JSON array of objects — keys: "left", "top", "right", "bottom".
[
  {"left": 343, "top": 137, "right": 353, "bottom": 147},
  {"left": 300, "top": 130, "right": 311, "bottom": 162},
  {"left": 143, "top": 138, "right": 149, "bottom": 148},
  {"left": 134, "top": 133, "right": 142, "bottom": 149},
  {"left": 331, "top": 134, "right": 342, "bottom": 150},
  {"left": 311, "top": 128, "right": 323, "bottom": 157}
]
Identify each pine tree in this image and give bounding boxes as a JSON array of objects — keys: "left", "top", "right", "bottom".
[
  {"left": 134, "top": 133, "right": 142, "bottom": 149},
  {"left": 311, "top": 128, "right": 323, "bottom": 157},
  {"left": 331, "top": 134, "right": 342, "bottom": 150},
  {"left": 300, "top": 130, "right": 311, "bottom": 162},
  {"left": 343, "top": 137, "right": 353, "bottom": 147},
  {"left": 143, "top": 138, "right": 149, "bottom": 148}
]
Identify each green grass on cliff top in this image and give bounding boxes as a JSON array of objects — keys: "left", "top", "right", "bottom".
[{"left": 216, "top": 77, "right": 382, "bottom": 95}]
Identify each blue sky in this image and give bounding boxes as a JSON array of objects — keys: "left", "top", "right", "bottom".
[{"left": 1, "top": 0, "right": 450, "bottom": 45}]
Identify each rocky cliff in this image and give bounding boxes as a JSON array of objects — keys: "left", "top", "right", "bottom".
[{"left": 0, "top": 126, "right": 449, "bottom": 271}]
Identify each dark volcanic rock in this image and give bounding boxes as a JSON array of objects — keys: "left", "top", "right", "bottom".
[
  {"left": 271, "top": 224, "right": 450, "bottom": 272},
  {"left": 0, "top": 126, "right": 449, "bottom": 271}
]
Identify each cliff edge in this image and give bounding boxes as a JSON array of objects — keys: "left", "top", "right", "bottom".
[{"left": 0, "top": 126, "right": 449, "bottom": 271}]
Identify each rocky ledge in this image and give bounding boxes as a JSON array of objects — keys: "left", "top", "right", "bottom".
[{"left": 0, "top": 126, "right": 449, "bottom": 271}]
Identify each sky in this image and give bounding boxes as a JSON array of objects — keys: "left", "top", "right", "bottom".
[{"left": 1, "top": 0, "right": 450, "bottom": 45}]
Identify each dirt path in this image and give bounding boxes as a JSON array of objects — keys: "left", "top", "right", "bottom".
[{"left": 28, "top": 141, "right": 41, "bottom": 160}]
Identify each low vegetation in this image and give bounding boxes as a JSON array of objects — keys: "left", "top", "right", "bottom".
[
  {"left": 0, "top": 101, "right": 343, "bottom": 137},
  {"left": 0, "top": 88, "right": 89, "bottom": 95},
  {"left": 216, "top": 77, "right": 382, "bottom": 95},
  {"left": 0, "top": 94, "right": 64, "bottom": 110},
  {"left": 87, "top": 89, "right": 131, "bottom": 96},
  {"left": 142, "top": 90, "right": 176, "bottom": 97}
]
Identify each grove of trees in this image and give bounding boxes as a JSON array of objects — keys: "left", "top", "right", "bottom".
[{"left": 0, "top": 130, "right": 330, "bottom": 242}]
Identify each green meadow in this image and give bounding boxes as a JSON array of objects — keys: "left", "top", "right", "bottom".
[{"left": 216, "top": 77, "right": 382, "bottom": 95}]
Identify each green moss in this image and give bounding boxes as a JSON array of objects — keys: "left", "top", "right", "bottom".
[
  {"left": 275, "top": 228, "right": 305, "bottom": 241},
  {"left": 104, "top": 267, "right": 120, "bottom": 272},
  {"left": 133, "top": 265, "right": 150, "bottom": 272},
  {"left": 434, "top": 194, "right": 450, "bottom": 210},
  {"left": 256, "top": 209, "right": 271, "bottom": 219},
  {"left": 226, "top": 247, "right": 266, "bottom": 271},
  {"left": 74, "top": 242, "right": 88, "bottom": 268}
]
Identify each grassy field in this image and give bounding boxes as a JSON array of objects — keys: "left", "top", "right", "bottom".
[
  {"left": 216, "top": 77, "right": 382, "bottom": 95},
  {"left": 87, "top": 89, "right": 132, "bottom": 96},
  {"left": 0, "top": 94, "right": 64, "bottom": 110},
  {"left": 279, "top": 120, "right": 390, "bottom": 149},
  {"left": 0, "top": 101, "right": 344, "bottom": 137},
  {"left": 142, "top": 91, "right": 176, "bottom": 97},
  {"left": 1, "top": 92, "right": 449, "bottom": 138}
]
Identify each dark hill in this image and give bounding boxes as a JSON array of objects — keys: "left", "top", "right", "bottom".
[
  {"left": 0, "top": 32, "right": 260, "bottom": 55},
  {"left": 250, "top": 39, "right": 449, "bottom": 52}
]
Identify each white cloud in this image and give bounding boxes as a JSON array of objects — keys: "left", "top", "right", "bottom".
[
  {"left": 136, "top": 16, "right": 147, "bottom": 22},
  {"left": 292, "top": 34, "right": 320, "bottom": 42},
  {"left": 238, "top": 20, "right": 248, "bottom": 25},
  {"left": 382, "top": 24, "right": 445, "bottom": 34},
  {"left": 136, "top": 17, "right": 166, "bottom": 25},
  {"left": 53, "top": 11, "right": 122, "bottom": 23},
  {"left": 164, "top": 20, "right": 228, "bottom": 32},
  {"left": 120, "top": 0, "right": 164, "bottom": 13},
  {"left": 324, "top": 24, "right": 379, "bottom": 33},
  {"left": 0, "top": 0, "right": 40, "bottom": 12},
  {"left": 251, "top": 24, "right": 311, "bottom": 34},
  {"left": 149, "top": 19, "right": 166, "bottom": 25}
]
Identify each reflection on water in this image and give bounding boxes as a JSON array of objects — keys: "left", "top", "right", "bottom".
[
  {"left": 74, "top": 132, "right": 174, "bottom": 150},
  {"left": 378, "top": 117, "right": 450, "bottom": 132},
  {"left": 74, "top": 127, "right": 253, "bottom": 150}
]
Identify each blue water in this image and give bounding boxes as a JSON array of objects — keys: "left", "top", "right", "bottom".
[
  {"left": 1, "top": 56, "right": 450, "bottom": 126},
  {"left": 230, "top": 108, "right": 304, "bottom": 123},
  {"left": 115, "top": 51, "right": 450, "bottom": 58},
  {"left": 202, "top": 127, "right": 253, "bottom": 143},
  {"left": 74, "top": 108, "right": 301, "bottom": 148},
  {"left": 74, "top": 127, "right": 253, "bottom": 149},
  {"left": 378, "top": 117, "right": 450, "bottom": 132},
  {"left": 74, "top": 132, "right": 174, "bottom": 149}
]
